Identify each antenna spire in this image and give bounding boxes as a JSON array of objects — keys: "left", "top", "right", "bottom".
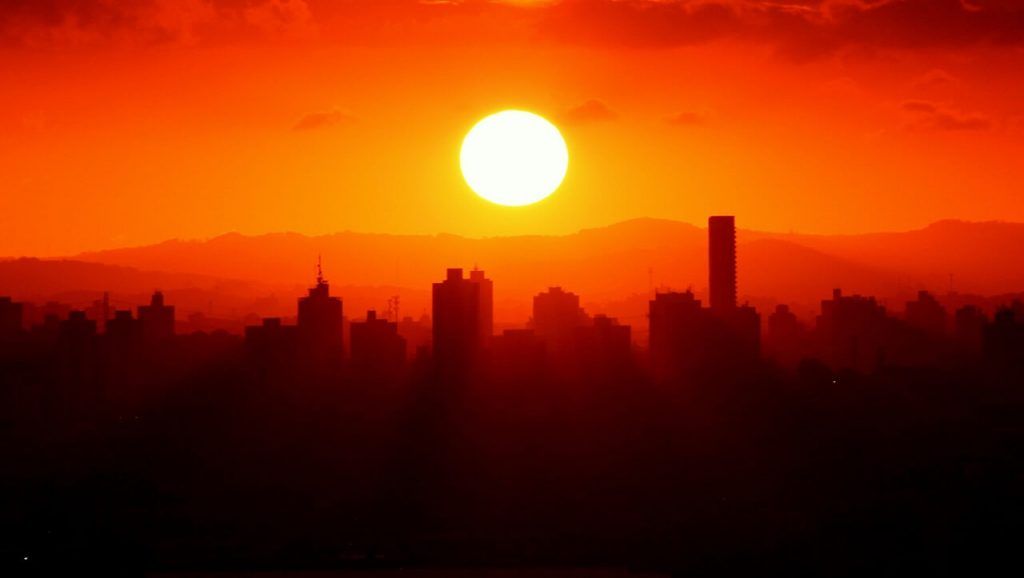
[{"left": 317, "top": 254, "right": 325, "bottom": 286}]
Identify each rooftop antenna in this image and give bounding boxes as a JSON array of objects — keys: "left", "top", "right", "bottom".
[
  {"left": 317, "top": 254, "right": 325, "bottom": 285},
  {"left": 386, "top": 295, "right": 401, "bottom": 322}
]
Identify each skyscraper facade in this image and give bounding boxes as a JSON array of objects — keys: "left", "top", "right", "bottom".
[
  {"left": 350, "top": 310, "right": 406, "bottom": 370},
  {"left": 708, "top": 215, "right": 737, "bottom": 312},
  {"left": 138, "top": 291, "right": 175, "bottom": 341},
  {"left": 531, "top": 286, "right": 588, "bottom": 352},
  {"left": 297, "top": 265, "right": 344, "bottom": 362},
  {"left": 432, "top": 268, "right": 487, "bottom": 371},
  {"left": 468, "top": 268, "right": 494, "bottom": 342}
]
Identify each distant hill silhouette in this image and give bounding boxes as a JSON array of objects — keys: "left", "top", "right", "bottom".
[
  {"left": 0, "top": 258, "right": 239, "bottom": 298},
  {"left": 752, "top": 220, "right": 1024, "bottom": 296}
]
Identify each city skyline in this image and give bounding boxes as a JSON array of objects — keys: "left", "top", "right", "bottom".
[
  {"left": 3, "top": 216, "right": 1023, "bottom": 335},
  {"left": 4, "top": 2, "right": 1024, "bottom": 575},
  {"left": 4, "top": 215, "right": 1019, "bottom": 376}
]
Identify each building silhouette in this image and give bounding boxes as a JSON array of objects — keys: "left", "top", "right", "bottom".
[
  {"left": 767, "top": 304, "right": 801, "bottom": 343},
  {"left": 85, "top": 292, "right": 111, "bottom": 334},
  {"left": 27, "top": 301, "right": 71, "bottom": 330},
  {"left": 905, "top": 290, "right": 947, "bottom": 337},
  {"left": 531, "top": 286, "right": 589, "bottom": 353},
  {"left": 58, "top": 310, "right": 97, "bottom": 347},
  {"left": 573, "top": 314, "right": 632, "bottom": 376},
  {"left": 729, "top": 304, "right": 761, "bottom": 360},
  {"left": 469, "top": 268, "right": 494, "bottom": 342},
  {"left": 398, "top": 314, "right": 432, "bottom": 361},
  {"left": 817, "top": 289, "right": 892, "bottom": 372},
  {"left": 954, "top": 305, "right": 987, "bottom": 355},
  {"left": 708, "top": 215, "right": 737, "bottom": 312},
  {"left": 297, "top": 262, "right": 344, "bottom": 363},
  {"left": 647, "top": 217, "right": 758, "bottom": 378},
  {"left": 649, "top": 290, "right": 712, "bottom": 377},
  {"left": 243, "top": 263, "right": 346, "bottom": 369},
  {"left": 766, "top": 304, "right": 807, "bottom": 367},
  {"left": 0, "top": 296, "right": 24, "bottom": 340},
  {"left": 31, "top": 314, "right": 61, "bottom": 343},
  {"left": 432, "top": 267, "right": 490, "bottom": 372},
  {"left": 106, "top": 310, "right": 142, "bottom": 344},
  {"left": 648, "top": 289, "right": 759, "bottom": 377},
  {"left": 984, "top": 303, "right": 1024, "bottom": 365},
  {"left": 138, "top": 291, "right": 175, "bottom": 342},
  {"left": 490, "top": 328, "right": 546, "bottom": 381},
  {"left": 350, "top": 310, "right": 406, "bottom": 372},
  {"left": 245, "top": 317, "right": 300, "bottom": 371}
]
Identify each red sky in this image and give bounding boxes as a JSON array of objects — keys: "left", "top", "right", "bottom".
[{"left": 2, "top": 0, "right": 1024, "bottom": 256}]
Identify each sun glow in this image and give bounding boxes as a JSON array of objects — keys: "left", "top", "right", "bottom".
[{"left": 460, "top": 110, "right": 569, "bottom": 207}]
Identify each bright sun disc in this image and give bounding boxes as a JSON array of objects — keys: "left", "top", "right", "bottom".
[{"left": 460, "top": 110, "right": 569, "bottom": 207}]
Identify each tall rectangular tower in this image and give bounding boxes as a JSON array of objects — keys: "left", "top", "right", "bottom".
[
  {"left": 708, "top": 215, "right": 737, "bottom": 312},
  {"left": 297, "top": 265, "right": 344, "bottom": 359},
  {"left": 469, "top": 268, "right": 494, "bottom": 341},
  {"left": 432, "top": 268, "right": 484, "bottom": 371},
  {"left": 138, "top": 291, "right": 175, "bottom": 341}
]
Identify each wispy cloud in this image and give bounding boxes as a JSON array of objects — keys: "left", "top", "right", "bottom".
[
  {"left": 560, "top": 99, "right": 618, "bottom": 125},
  {"left": 7, "top": 0, "right": 1024, "bottom": 57},
  {"left": 902, "top": 100, "right": 992, "bottom": 131},
  {"left": 665, "top": 110, "right": 708, "bottom": 126},
  {"left": 293, "top": 108, "right": 355, "bottom": 132}
]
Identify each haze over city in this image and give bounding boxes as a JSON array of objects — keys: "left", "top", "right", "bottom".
[{"left": 3, "top": 2, "right": 1024, "bottom": 577}]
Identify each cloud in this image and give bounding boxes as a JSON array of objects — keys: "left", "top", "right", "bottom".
[
  {"left": 665, "top": 110, "right": 707, "bottom": 126},
  {"left": 532, "top": 0, "right": 1024, "bottom": 58},
  {"left": 292, "top": 108, "right": 355, "bottom": 132},
  {"left": 901, "top": 100, "right": 992, "bottom": 131},
  {"left": 902, "top": 100, "right": 938, "bottom": 113},
  {"left": 5, "top": 0, "right": 1024, "bottom": 57},
  {"left": 560, "top": 99, "right": 618, "bottom": 125},
  {"left": 0, "top": 0, "right": 316, "bottom": 47},
  {"left": 909, "top": 68, "right": 960, "bottom": 90},
  {"left": 244, "top": 0, "right": 316, "bottom": 39}
]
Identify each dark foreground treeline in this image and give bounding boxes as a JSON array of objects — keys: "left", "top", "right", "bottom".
[{"left": 2, "top": 337, "right": 1023, "bottom": 577}]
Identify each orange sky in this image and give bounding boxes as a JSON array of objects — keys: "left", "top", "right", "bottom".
[{"left": 2, "top": 0, "right": 1024, "bottom": 256}]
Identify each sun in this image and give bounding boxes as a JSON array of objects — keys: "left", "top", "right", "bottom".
[{"left": 460, "top": 110, "right": 569, "bottom": 207}]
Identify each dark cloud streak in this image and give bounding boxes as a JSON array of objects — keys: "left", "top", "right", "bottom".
[
  {"left": 293, "top": 108, "right": 355, "bottom": 131},
  {"left": 535, "top": 1, "right": 1024, "bottom": 57},
  {"left": 2, "top": 0, "right": 1023, "bottom": 57}
]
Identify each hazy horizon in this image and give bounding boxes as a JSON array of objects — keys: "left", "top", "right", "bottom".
[
  {"left": 5, "top": 1, "right": 1024, "bottom": 256},
  {"left": 0, "top": 214, "right": 1016, "bottom": 260}
]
